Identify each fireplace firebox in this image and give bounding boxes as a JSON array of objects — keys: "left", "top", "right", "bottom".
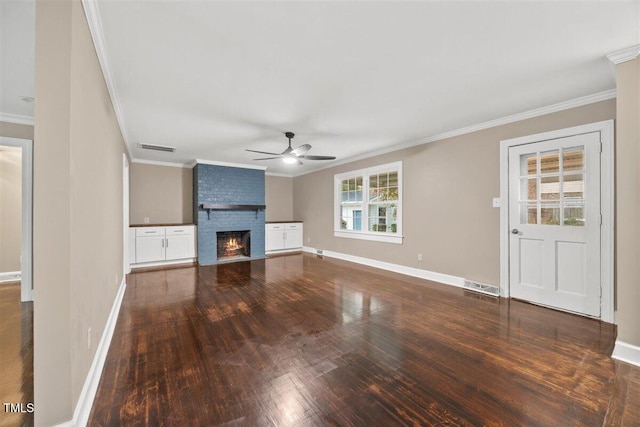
[{"left": 216, "top": 230, "right": 251, "bottom": 261}]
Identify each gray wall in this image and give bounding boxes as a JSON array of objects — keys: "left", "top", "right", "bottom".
[
  {"left": 614, "top": 56, "right": 640, "bottom": 347},
  {"left": 129, "top": 162, "right": 192, "bottom": 224},
  {"left": 128, "top": 166, "right": 293, "bottom": 224},
  {"left": 265, "top": 175, "right": 293, "bottom": 221},
  {"left": 34, "top": 0, "right": 127, "bottom": 424},
  {"left": 293, "top": 99, "right": 615, "bottom": 286},
  {"left": 0, "top": 121, "right": 34, "bottom": 140}
]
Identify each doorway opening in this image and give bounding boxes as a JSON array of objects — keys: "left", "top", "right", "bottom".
[
  {"left": 0, "top": 137, "right": 32, "bottom": 300},
  {"left": 0, "top": 136, "right": 34, "bottom": 426}
]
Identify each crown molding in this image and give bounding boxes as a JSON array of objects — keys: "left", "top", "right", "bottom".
[
  {"left": 291, "top": 89, "right": 617, "bottom": 177},
  {"left": 0, "top": 113, "right": 34, "bottom": 126},
  {"left": 131, "top": 158, "right": 192, "bottom": 168},
  {"left": 607, "top": 44, "right": 640, "bottom": 64},
  {"left": 81, "top": 0, "right": 132, "bottom": 158},
  {"left": 265, "top": 172, "right": 294, "bottom": 178},
  {"left": 192, "top": 158, "right": 267, "bottom": 171}
]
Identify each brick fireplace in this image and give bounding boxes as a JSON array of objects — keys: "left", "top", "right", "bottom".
[{"left": 193, "top": 163, "right": 266, "bottom": 265}]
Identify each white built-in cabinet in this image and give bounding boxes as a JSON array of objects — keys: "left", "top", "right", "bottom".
[
  {"left": 130, "top": 225, "right": 196, "bottom": 266},
  {"left": 266, "top": 222, "right": 303, "bottom": 253}
]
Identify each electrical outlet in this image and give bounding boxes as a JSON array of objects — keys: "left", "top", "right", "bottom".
[
  {"left": 144, "top": 217, "right": 150, "bottom": 224},
  {"left": 417, "top": 253, "right": 423, "bottom": 262},
  {"left": 87, "top": 327, "right": 92, "bottom": 349},
  {"left": 492, "top": 198, "right": 501, "bottom": 208},
  {"left": 307, "top": 237, "right": 311, "bottom": 243}
]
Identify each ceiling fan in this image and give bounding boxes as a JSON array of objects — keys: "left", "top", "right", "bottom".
[{"left": 245, "top": 132, "right": 336, "bottom": 165}]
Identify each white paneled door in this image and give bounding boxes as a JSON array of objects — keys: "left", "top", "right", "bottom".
[{"left": 509, "top": 132, "right": 601, "bottom": 317}]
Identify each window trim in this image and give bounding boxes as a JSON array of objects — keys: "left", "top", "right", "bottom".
[{"left": 334, "top": 161, "right": 403, "bottom": 244}]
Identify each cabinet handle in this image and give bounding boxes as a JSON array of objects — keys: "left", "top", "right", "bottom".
[
  {"left": 284, "top": 232, "right": 287, "bottom": 240},
  {"left": 166, "top": 238, "right": 169, "bottom": 247},
  {"left": 162, "top": 239, "right": 164, "bottom": 248},
  {"left": 174, "top": 230, "right": 184, "bottom": 232}
]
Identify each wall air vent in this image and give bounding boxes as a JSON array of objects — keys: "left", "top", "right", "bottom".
[
  {"left": 463, "top": 280, "right": 500, "bottom": 297},
  {"left": 139, "top": 143, "right": 176, "bottom": 153}
]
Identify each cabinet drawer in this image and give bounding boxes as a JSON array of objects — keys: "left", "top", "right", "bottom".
[
  {"left": 165, "top": 226, "right": 194, "bottom": 236},
  {"left": 285, "top": 223, "right": 302, "bottom": 230},
  {"left": 266, "top": 224, "right": 284, "bottom": 231},
  {"left": 135, "top": 227, "right": 165, "bottom": 236}
]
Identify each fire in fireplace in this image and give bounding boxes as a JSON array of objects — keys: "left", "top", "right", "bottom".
[{"left": 217, "top": 230, "right": 251, "bottom": 261}]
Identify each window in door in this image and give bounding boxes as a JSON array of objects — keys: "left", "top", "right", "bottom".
[{"left": 519, "top": 147, "right": 585, "bottom": 227}]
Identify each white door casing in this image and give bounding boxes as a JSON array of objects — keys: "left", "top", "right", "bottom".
[
  {"left": 123, "top": 154, "right": 130, "bottom": 275},
  {"left": 508, "top": 133, "right": 600, "bottom": 316},
  {"left": 500, "top": 120, "right": 614, "bottom": 323}
]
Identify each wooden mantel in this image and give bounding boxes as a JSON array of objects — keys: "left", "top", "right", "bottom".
[{"left": 199, "top": 203, "right": 266, "bottom": 220}]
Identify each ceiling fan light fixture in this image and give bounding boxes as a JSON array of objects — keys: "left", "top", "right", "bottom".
[
  {"left": 246, "top": 131, "right": 335, "bottom": 166},
  {"left": 282, "top": 156, "right": 297, "bottom": 164}
]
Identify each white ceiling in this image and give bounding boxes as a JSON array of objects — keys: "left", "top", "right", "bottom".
[
  {"left": 2, "top": 1, "right": 639, "bottom": 175},
  {"left": 0, "top": 0, "right": 35, "bottom": 123}
]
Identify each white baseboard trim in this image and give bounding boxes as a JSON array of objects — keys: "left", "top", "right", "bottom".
[
  {"left": 130, "top": 258, "right": 195, "bottom": 270},
  {"left": 54, "top": 278, "right": 127, "bottom": 427},
  {"left": 612, "top": 340, "right": 640, "bottom": 368},
  {"left": 0, "top": 271, "right": 21, "bottom": 283},
  {"left": 302, "top": 246, "right": 465, "bottom": 289},
  {"left": 266, "top": 248, "right": 303, "bottom": 255}
]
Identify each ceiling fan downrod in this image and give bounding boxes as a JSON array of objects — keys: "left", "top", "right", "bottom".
[{"left": 285, "top": 131, "right": 295, "bottom": 147}]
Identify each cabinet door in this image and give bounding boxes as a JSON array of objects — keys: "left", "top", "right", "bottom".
[
  {"left": 284, "top": 229, "right": 303, "bottom": 249},
  {"left": 136, "top": 236, "right": 165, "bottom": 263},
  {"left": 266, "top": 229, "right": 285, "bottom": 251},
  {"left": 166, "top": 234, "right": 195, "bottom": 260}
]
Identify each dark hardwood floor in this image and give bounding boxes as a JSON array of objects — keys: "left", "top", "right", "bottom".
[
  {"left": 0, "top": 282, "right": 34, "bottom": 427},
  {"left": 89, "top": 254, "right": 640, "bottom": 426}
]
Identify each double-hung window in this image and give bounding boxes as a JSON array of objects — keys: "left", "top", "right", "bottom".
[{"left": 334, "top": 161, "right": 403, "bottom": 244}]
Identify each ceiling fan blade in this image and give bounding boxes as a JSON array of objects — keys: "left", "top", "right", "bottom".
[
  {"left": 298, "top": 155, "right": 337, "bottom": 161},
  {"left": 291, "top": 144, "right": 311, "bottom": 156},
  {"left": 253, "top": 156, "right": 282, "bottom": 160},
  {"left": 245, "top": 149, "right": 281, "bottom": 155}
]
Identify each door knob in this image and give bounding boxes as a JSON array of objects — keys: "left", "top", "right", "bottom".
[{"left": 511, "top": 229, "right": 519, "bottom": 234}]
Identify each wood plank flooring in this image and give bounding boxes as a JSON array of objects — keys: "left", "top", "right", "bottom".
[
  {"left": 89, "top": 254, "right": 640, "bottom": 426},
  {"left": 0, "top": 283, "right": 34, "bottom": 427}
]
